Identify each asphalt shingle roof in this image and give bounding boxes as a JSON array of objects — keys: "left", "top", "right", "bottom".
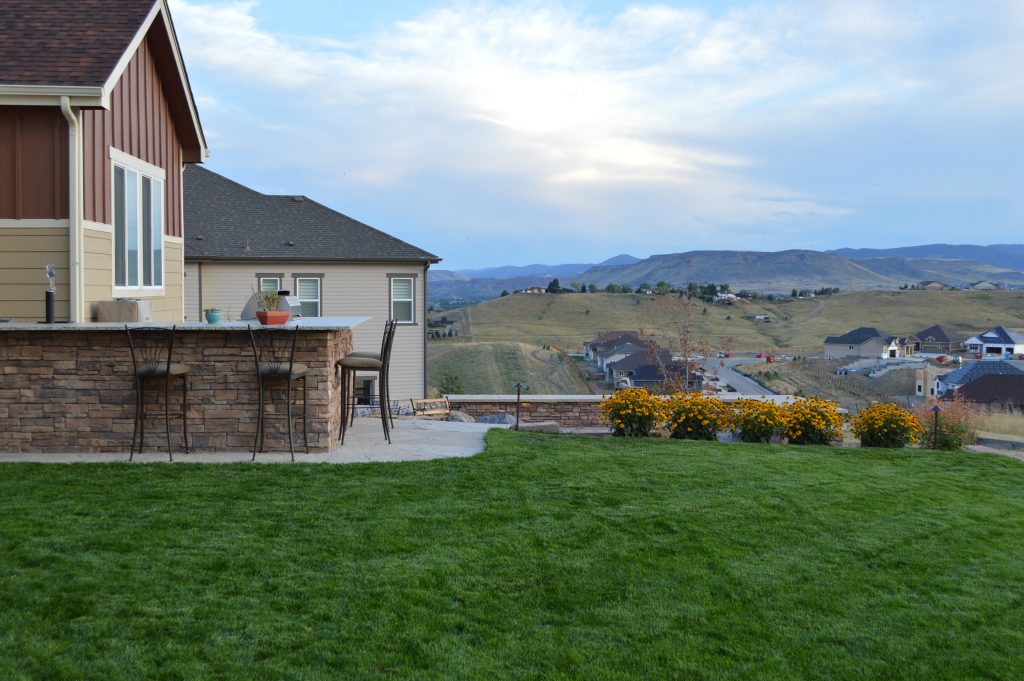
[
  {"left": 938, "top": 360, "right": 1024, "bottom": 387},
  {"left": 973, "top": 326, "right": 1024, "bottom": 345},
  {"left": 913, "top": 324, "right": 972, "bottom": 345},
  {"left": 824, "top": 327, "right": 886, "bottom": 345},
  {"left": 949, "top": 375, "right": 1024, "bottom": 405},
  {"left": 184, "top": 166, "right": 440, "bottom": 263},
  {"left": 0, "top": 1, "right": 156, "bottom": 86}
]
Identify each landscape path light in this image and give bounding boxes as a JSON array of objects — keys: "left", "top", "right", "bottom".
[
  {"left": 513, "top": 382, "right": 527, "bottom": 431},
  {"left": 930, "top": 404, "right": 942, "bottom": 447}
]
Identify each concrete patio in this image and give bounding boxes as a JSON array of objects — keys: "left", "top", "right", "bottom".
[{"left": 0, "top": 418, "right": 509, "bottom": 464}]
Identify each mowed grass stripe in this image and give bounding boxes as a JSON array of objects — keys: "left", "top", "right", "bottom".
[{"left": 1, "top": 432, "right": 1023, "bottom": 680}]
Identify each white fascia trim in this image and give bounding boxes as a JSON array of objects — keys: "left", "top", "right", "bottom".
[
  {"left": 102, "top": 0, "right": 208, "bottom": 159},
  {"left": 0, "top": 219, "right": 69, "bottom": 228},
  {"left": 165, "top": 235, "right": 184, "bottom": 245},
  {"left": 110, "top": 147, "right": 166, "bottom": 180},
  {"left": 0, "top": 85, "right": 105, "bottom": 108},
  {"left": 83, "top": 220, "right": 113, "bottom": 234}
]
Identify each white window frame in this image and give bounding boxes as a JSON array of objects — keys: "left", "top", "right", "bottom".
[
  {"left": 258, "top": 276, "right": 282, "bottom": 294},
  {"left": 389, "top": 275, "right": 415, "bottom": 324},
  {"left": 111, "top": 149, "right": 166, "bottom": 293},
  {"left": 294, "top": 275, "right": 322, "bottom": 317}
]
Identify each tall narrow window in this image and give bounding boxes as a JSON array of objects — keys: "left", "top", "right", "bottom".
[
  {"left": 390, "top": 277, "right": 414, "bottom": 323},
  {"left": 113, "top": 162, "right": 163, "bottom": 289},
  {"left": 296, "top": 277, "right": 321, "bottom": 317}
]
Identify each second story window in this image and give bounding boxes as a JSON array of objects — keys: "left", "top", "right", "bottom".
[
  {"left": 390, "top": 276, "right": 414, "bottom": 323},
  {"left": 259, "top": 277, "right": 281, "bottom": 294},
  {"left": 113, "top": 163, "right": 163, "bottom": 289}
]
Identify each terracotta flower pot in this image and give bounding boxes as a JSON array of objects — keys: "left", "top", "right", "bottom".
[{"left": 256, "top": 310, "right": 290, "bottom": 325}]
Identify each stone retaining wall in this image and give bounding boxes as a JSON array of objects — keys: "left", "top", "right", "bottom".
[
  {"left": 0, "top": 328, "right": 351, "bottom": 453},
  {"left": 448, "top": 395, "right": 606, "bottom": 428}
]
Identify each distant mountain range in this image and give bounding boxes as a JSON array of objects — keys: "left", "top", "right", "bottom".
[{"left": 428, "top": 245, "right": 1024, "bottom": 302}]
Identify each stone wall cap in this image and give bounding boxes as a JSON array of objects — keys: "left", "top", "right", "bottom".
[{"left": 0, "top": 317, "right": 371, "bottom": 332}]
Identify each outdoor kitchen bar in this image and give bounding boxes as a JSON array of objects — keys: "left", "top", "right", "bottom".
[{"left": 0, "top": 318, "right": 366, "bottom": 454}]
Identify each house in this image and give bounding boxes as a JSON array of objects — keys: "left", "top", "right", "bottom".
[
  {"left": 0, "top": 0, "right": 207, "bottom": 322},
  {"left": 964, "top": 326, "right": 1024, "bottom": 358},
  {"left": 823, "top": 327, "right": 904, "bottom": 360},
  {"left": 918, "top": 281, "right": 950, "bottom": 291},
  {"left": 518, "top": 286, "right": 546, "bottom": 295},
  {"left": 183, "top": 166, "right": 440, "bottom": 403},
  {"left": 597, "top": 342, "right": 646, "bottom": 372},
  {"left": 948, "top": 374, "right": 1024, "bottom": 408},
  {"left": 969, "top": 281, "right": 999, "bottom": 291},
  {"left": 584, "top": 331, "right": 643, "bottom": 361},
  {"left": 607, "top": 349, "right": 702, "bottom": 392},
  {"left": 911, "top": 324, "right": 972, "bottom": 355},
  {"left": 934, "top": 360, "right": 1024, "bottom": 398}
]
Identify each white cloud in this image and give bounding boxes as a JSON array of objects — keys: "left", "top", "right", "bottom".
[{"left": 169, "top": 0, "right": 1023, "bottom": 255}]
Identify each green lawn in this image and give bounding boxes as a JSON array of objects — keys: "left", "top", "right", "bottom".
[{"left": 2, "top": 433, "right": 1023, "bottom": 680}]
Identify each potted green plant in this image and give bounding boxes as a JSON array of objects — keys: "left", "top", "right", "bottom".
[
  {"left": 203, "top": 307, "right": 221, "bottom": 324},
  {"left": 254, "top": 289, "right": 289, "bottom": 325}
]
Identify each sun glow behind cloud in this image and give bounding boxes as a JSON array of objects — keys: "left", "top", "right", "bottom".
[{"left": 170, "top": 0, "right": 1024, "bottom": 266}]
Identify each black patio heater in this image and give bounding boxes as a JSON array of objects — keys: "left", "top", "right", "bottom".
[{"left": 44, "top": 264, "right": 56, "bottom": 323}]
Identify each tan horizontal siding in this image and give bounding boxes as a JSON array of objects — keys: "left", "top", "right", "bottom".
[
  {"left": 0, "top": 229, "right": 69, "bottom": 321},
  {"left": 184, "top": 262, "right": 200, "bottom": 321},
  {"left": 192, "top": 261, "right": 426, "bottom": 400},
  {"left": 83, "top": 230, "right": 112, "bottom": 309}
]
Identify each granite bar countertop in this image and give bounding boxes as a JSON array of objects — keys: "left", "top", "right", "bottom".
[{"left": 0, "top": 316, "right": 370, "bottom": 332}]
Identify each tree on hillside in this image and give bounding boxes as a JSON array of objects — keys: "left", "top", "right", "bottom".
[
  {"left": 656, "top": 281, "right": 671, "bottom": 295},
  {"left": 587, "top": 283, "right": 598, "bottom": 293},
  {"left": 546, "top": 279, "right": 562, "bottom": 294},
  {"left": 437, "top": 369, "right": 464, "bottom": 395},
  {"left": 791, "top": 288, "right": 799, "bottom": 298},
  {"left": 500, "top": 289, "right": 510, "bottom": 297},
  {"left": 570, "top": 280, "right": 582, "bottom": 292},
  {"left": 605, "top": 283, "right": 620, "bottom": 293},
  {"left": 620, "top": 284, "right": 633, "bottom": 293}
]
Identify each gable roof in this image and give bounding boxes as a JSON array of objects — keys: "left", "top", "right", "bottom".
[
  {"left": 602, "top": 342, "right": 645, "bottom": 358},
  {"left": 913, "top": 324, "right": 971, "bottom": 344},
  {"left": 184, "top": 166, "right": 440, "bottom": 264},
  {"left": 938, "top": 360, "right": 1024, "bottom": 387},
  {"left": 608, "top": 349, "right": 674, "bottom": 372},
  {"left": 0, "top": 0, "right": 205, "bottom": 160},
  {"left": 824, "top": 327, "right": 886, "bottom": 345},
  {"left": 587, "top": 331, "right": 642, "bottom": 348},
  {"left": 949, "top": 374, "right": 1024, "bottom": 405},
  {"left": 972, "top": 326, "right": 1024, "bottom": 345}
]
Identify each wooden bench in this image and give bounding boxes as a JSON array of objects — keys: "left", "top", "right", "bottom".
[{"left": 410, "top": 397, "right": 451, "bottom": 417}]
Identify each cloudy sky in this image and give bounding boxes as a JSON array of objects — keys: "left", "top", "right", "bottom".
[{"left": 169, "top": 0, "right": 1024, "bottom": 269}]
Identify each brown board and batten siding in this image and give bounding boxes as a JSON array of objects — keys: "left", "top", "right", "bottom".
[
  {"left": 0, "top": 107, "right": 68, "bottom": 219},
  {"left": 81, "top": 33, "right": 183, "bottom": 237}
]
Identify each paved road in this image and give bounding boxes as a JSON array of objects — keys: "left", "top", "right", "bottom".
[{"left": 713, "top": 357, "right": 776, "bottom": 395}]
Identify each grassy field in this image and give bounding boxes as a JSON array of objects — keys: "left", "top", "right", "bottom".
[
  {"left": 2, "top": 432, "right": 1024, "bottom": 679},
  {"left": 440, "top": 289, "right": 1024, "bottom": 352},
  {"left": 737, "top": 358, "right": 919, "bottom": 411},
  {"left": 427, "top": 341, "right": 592, "bottom": 395}
]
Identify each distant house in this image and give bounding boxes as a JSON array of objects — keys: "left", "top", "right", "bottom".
[
  {"left": 911, "top": 324, "right": 971, "bottom": 355},
  {"left": 714, "top": 292, "right": 738, "bottom": 304},
  {"left": 918, "top": 281, "right": 950, "bottom": 291},
  {"left": 607, "top": 349, "right": 700, "bottom": 392},
  {"left": 969, "top": 281, "right": 999, "bottom": 291},
  {"left": 183, "top": 166, "right": 440, "bottom": 403},
  {"left": 584, "top": 331, "right": 643, "bottom": 361},
  {"left": 948, "top": 374, "right": 1024, "bottom": 408},
  {"left": 935, "top": 360, "right": 1024, "bottom": 397},
  {"left": 823, "top": 327, "right": 904, "bottom": 360},
  {"left": 597, "top": 342, "right": 646, "bottom": 372},
  {"left": 744, "top": 314, "right": 771, "bottom": 322},
  {"left": 964, "top": 326, "right": 1024, "bottom": 357},
  {"left": 518, "top": 286, "right": 546, "bottom": 295}
]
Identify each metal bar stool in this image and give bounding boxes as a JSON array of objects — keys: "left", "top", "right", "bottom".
[
  {"left": 249, "top": 324, "right": 308, "bottom": 461},
  {"left": 125, "top": 325, "right": 190, "bottom": 461},
  {"left": 336, "top": 319, "right": 397, "bottom": 444}
]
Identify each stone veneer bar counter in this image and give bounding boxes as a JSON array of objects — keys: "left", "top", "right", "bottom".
[{"left": 0, "top": 317, "right": 367, "bottom": 454}]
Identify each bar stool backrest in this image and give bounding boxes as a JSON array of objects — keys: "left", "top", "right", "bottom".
[
  {"left": 126, "top": 325, "right": 176, "bottom": 377},
  {"left": 381, "top": 318, "right": 398, "bottom": 368},
  {"left": 248, "top": 324, "right": 299, "bottom": 379}
]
